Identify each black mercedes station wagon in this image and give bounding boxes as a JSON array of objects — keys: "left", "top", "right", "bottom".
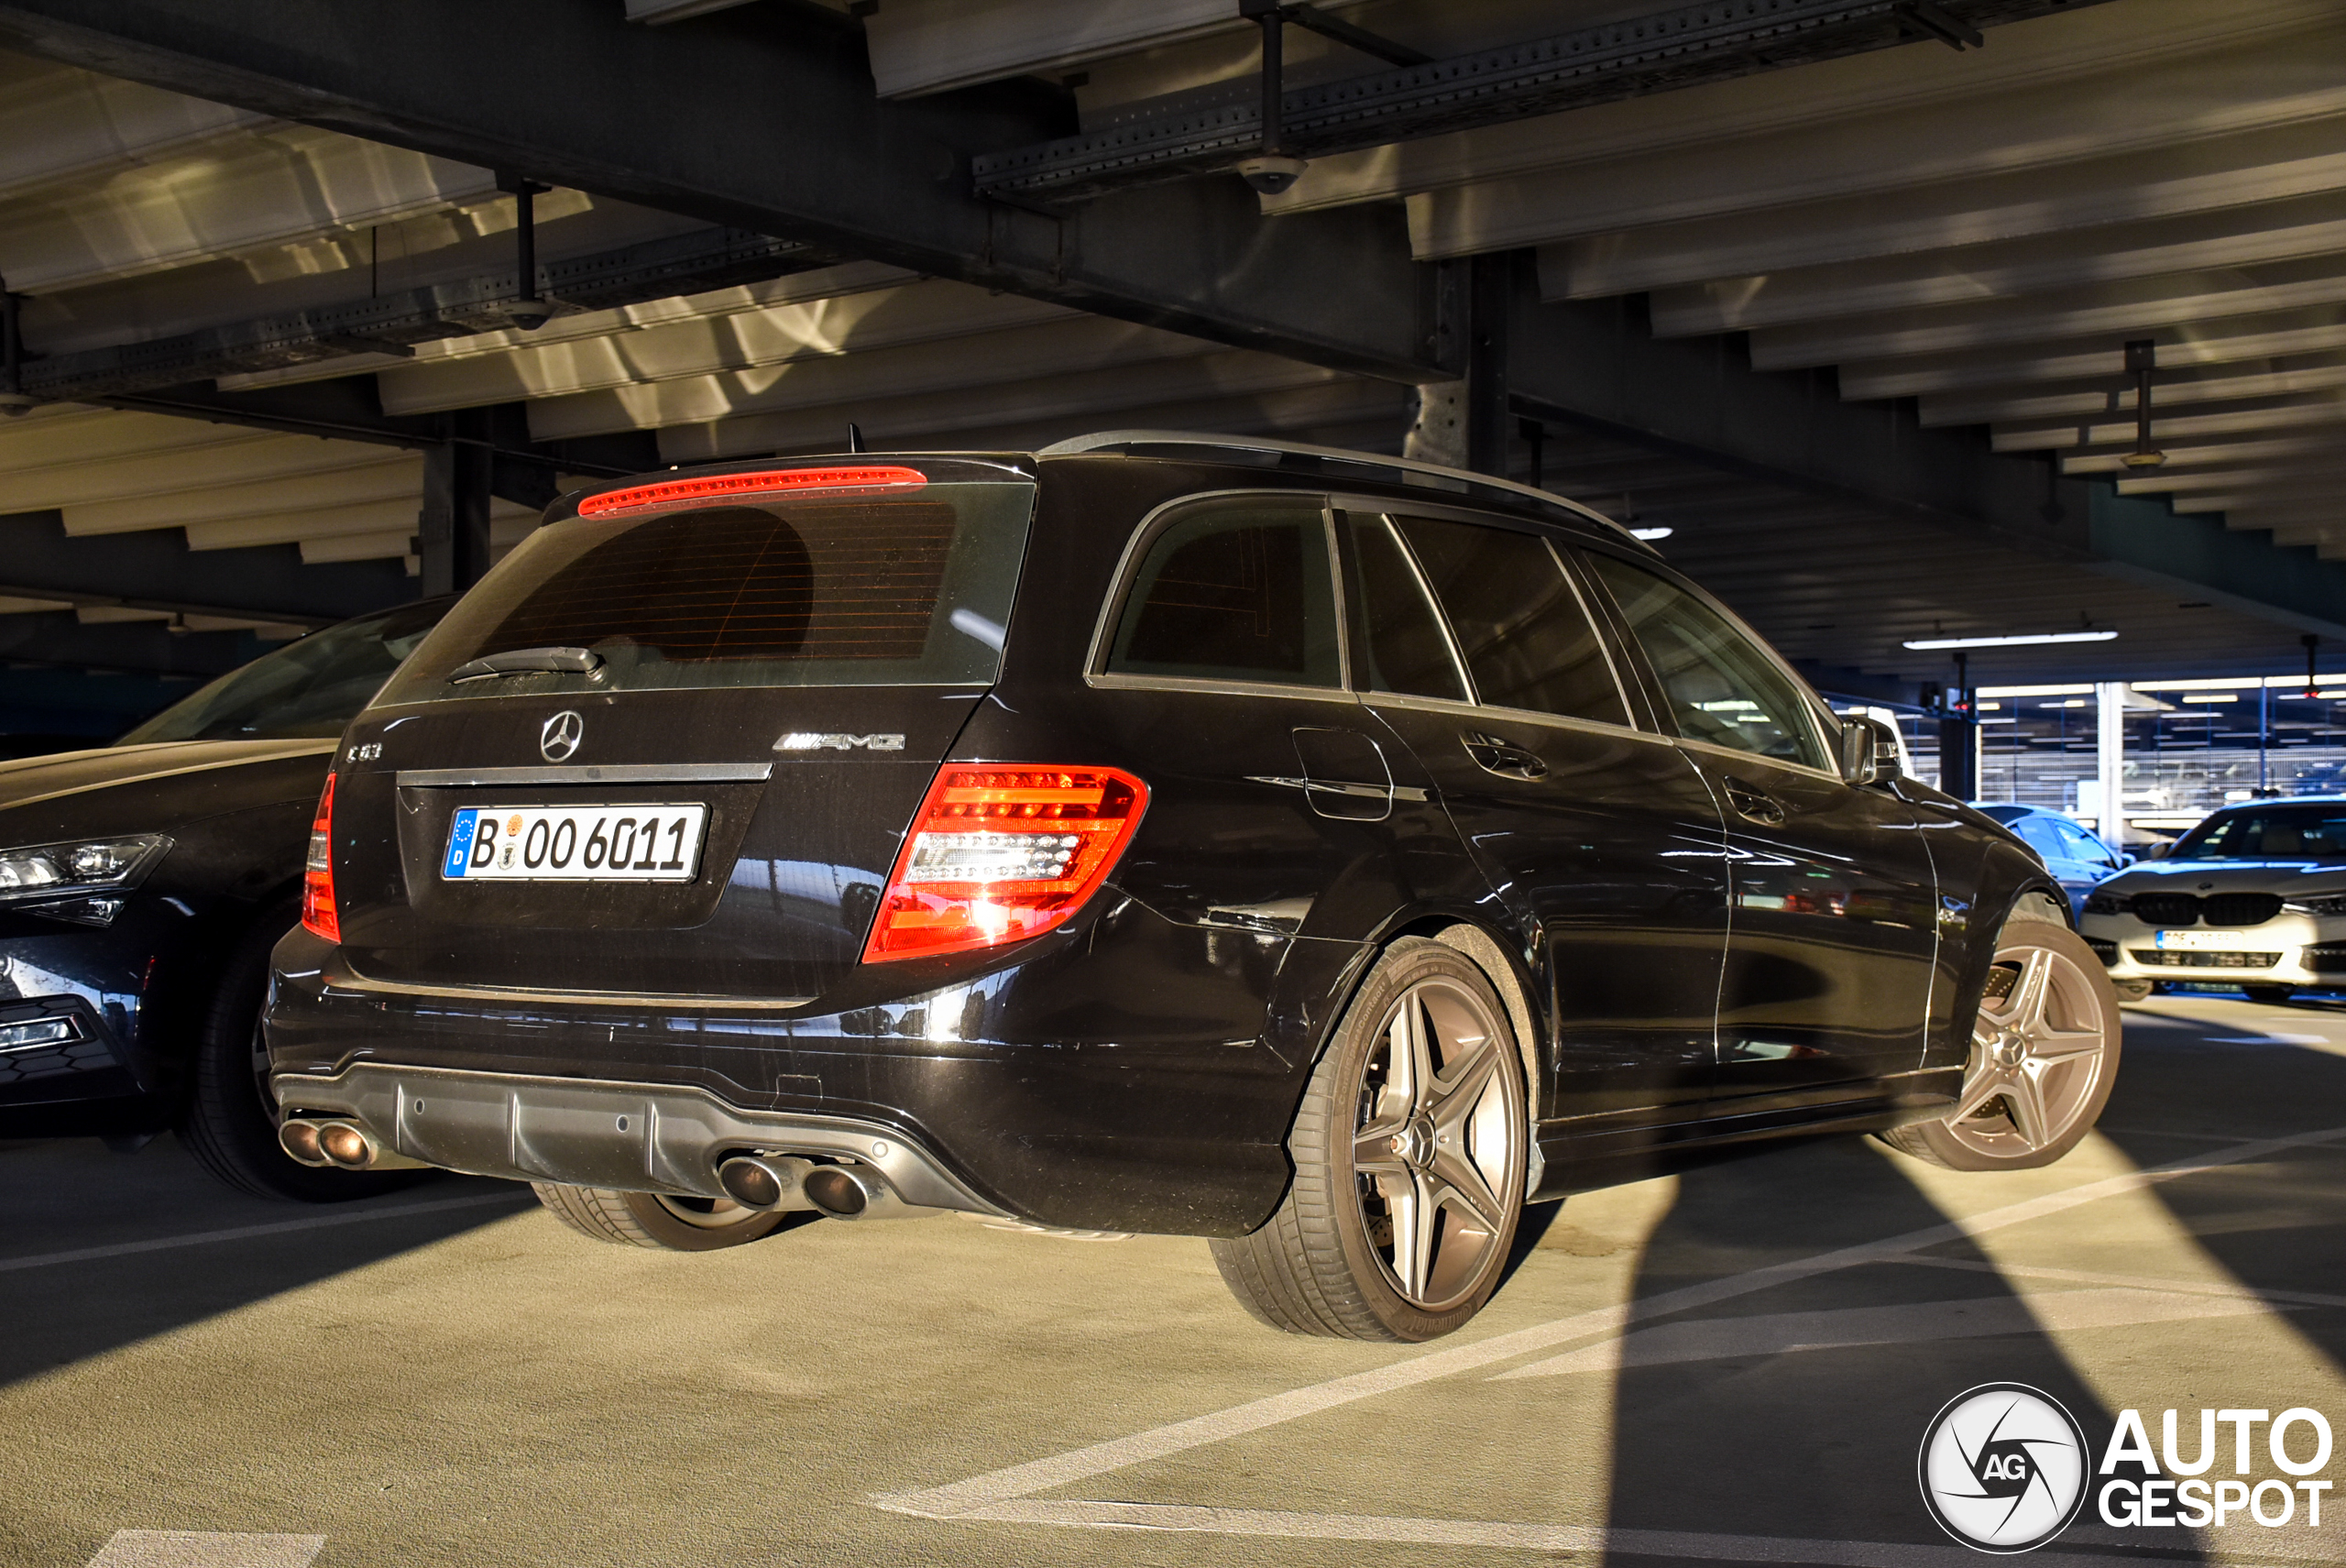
[{"left": 265, "top": 434, "right": 2120, "bottom": 1341}]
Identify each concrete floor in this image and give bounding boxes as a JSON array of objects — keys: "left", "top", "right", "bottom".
[{"left": 3, "top": 993, "right": 2342, "bottom": 1568}]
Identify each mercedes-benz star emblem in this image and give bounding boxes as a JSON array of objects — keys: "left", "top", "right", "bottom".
[
  {"left": 539, "top": 710, "right": 584, "bottom": 762},
  {"left": 1919, "top": 1383, "right": 2088, "bottom": 1553}
]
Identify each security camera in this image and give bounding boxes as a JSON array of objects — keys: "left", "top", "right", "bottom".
[
  {"left": 1236, "top": 154, "right": 1309, "bottom": 195},
  {"left": 504, "top": 296, "right": 556, "bottom": 331}
]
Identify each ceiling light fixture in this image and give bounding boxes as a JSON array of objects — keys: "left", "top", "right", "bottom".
[{"left": 1902, "top": 630, "right": 2119, "bottom": 650}]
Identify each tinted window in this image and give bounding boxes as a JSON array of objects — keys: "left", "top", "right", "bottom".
[
  {"left": 2173, "top": 806, "right": 2346, "bottom": 863},
  {"left": 1342, "top": 515, "right": 1466, "bottom": 702},
  {"left": 1107, "top": 504, "right": 1339, "bottom": 686},
  {"left": 1587, "top": 554, "right": 1829, "bottom": 770},
  {"left": 117, "top": 598, "right": 447, "bottom": 743},
  {"left": 380, "top": 477, "right": 1033, "bottom": 701},
  {"left": 2052, "top": 817, "right": 2115, "bottom": 867},
  {"left": 2009, "top": 815, "right": 2066, "bottom": 860},
  {"left": 1394, "top": 516, "right": 1628, "bottom": 727}
]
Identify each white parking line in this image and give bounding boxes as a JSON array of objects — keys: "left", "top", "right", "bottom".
[
  {"left": 0, "top": 1190, "right": 525, "bottom": 1276},
  {"left": 84, "top": 1530, "right": 323, "bottom": 1568},
  {"left": 939, "top": 1501, "right": 2224, "bottom": 1568},
  {"left": 1498, "top": 1286, "right": 2278, "bottom": 1378},
  {"left": 873, "top": 1121, "right": 2346, "bottom": 1523}
]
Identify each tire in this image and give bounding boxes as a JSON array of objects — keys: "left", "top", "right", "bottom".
[
  {"left": 532, "top": 1181, "right": 784, "bottom": 1251},
  {"left": 181, "top": 905, "right": 423, "bottom": 1202},
  {"left": 1211, "top": 938, "right": 1528, "bottom": 1342},
  {"left": 2111, "top": 978, "right": 2154, "bottom": 1004},
  {"left": 1877, "top": 899, "right": 2120, "bottom": 1172},
  {"left": 2244, "top": 984, "right": 2297, "bottom": 1005}
]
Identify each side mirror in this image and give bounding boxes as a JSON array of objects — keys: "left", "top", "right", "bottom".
[
  {"left": 2142, "top": 839, "right": 2174, "bottom": 860},
  {"left": 1838, "top": 715, "right": 1903, "bottom": 785}
]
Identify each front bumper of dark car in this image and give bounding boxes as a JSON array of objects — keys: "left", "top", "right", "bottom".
[
  {"left": 266, "top": 907, "right": 1346, "bottom": 1236},
  {"left": 0, "top": 901, "right": 194, "bottom": 1133}
]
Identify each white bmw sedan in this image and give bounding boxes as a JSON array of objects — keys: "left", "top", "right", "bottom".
[{"left": 2081, "top": 797, "right": 2346, "bottom": 1003}]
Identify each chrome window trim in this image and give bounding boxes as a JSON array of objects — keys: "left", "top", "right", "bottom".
[
  {"left": 1083, "top": 671, "right": 1364, "bottom": 704},
  {"left": 1363, "top": 689, "right": 1672, "bottom": 747},
  {"left": 396, "top": 762, "right": 775, "bottom": 786},
  {"left": 1083, "top": 488, "right": 1349, "bottom": 696},
  {"left": 1672, "top": 733, "right": 1846, "bottom": 785}
]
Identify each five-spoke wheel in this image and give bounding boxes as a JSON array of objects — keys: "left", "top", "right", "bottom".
[
  {"left": 1880, "top": 900, "right": 2120, "bottom": 1171},
  {"left": 1214, "top": 938, "right": 1527, "bottom": 1340}
]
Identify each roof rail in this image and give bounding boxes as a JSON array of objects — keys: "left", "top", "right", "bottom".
[{"left": 1035, "top": 430, "right": 1642, "bottom": 545}]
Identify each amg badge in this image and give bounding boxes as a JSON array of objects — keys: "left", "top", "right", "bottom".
[{"left": 776, "top": 732, "right": 906, "bottom": 752}]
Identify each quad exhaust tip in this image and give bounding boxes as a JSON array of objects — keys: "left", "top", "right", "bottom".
[{"left": 715, "top": 1153, "right": 925, "bottom": 1219}]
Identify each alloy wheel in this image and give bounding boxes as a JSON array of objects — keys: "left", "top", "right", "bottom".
[
  {"left": 1944, "top": 938, "right": 2112, "bottom": 1160},
  {"left": 1348, "top": 977, "right": 1523, "bottom": 1311}
]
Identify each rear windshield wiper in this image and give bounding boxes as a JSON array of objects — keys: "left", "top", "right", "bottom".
[{"left": 449, "top": 646, "right": 604, "bottom": 683}]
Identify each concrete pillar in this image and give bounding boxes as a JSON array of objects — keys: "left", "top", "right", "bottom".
[
  {"left": 2093, "top": 680, "right": 2128, "bottom": 841},
  {"left": 1403, "top": 381, "right": 1466, "bottom": 470}
]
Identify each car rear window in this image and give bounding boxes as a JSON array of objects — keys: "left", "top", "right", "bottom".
[{"left": 377, "top": 475, "right": 1034, "bottom": 703}]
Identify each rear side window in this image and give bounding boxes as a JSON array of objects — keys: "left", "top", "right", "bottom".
[
  {"left": 1342, "top": 515, "right": 1467, "bottom": 702},
  {"left": 378, "top": 474, "right": 1034, "bottom": 701},
  {"left": 1105, "top": 503, "right": 1339, "bottom": 687},
  {"left": 1394, "top": 516, "right": 1628, "bottom": 727},
  {"left": 1586, "top": 553, "right": 1830, "bottom": 771}
]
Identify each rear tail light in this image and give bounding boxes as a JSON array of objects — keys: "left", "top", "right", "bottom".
[
  {"left": 301, "top": 772, "right": 340, "bottom": 942},
  {"left": 576, "top": 465, "right": 926, "bottom": 518},
  {"left": 862, "top": 766, "right": 1147, "bottom": 962}
]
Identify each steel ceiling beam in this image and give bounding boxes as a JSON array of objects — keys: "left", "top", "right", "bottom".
[
  {"left": 0, "top": 0, "right": 1438, "bottom": 383},
  {"left": 974, "top": 0, "right": 2113, "bottom": 203},
  {"left": 1507, "top": 287, "right": 2346, "bottom": 643}
]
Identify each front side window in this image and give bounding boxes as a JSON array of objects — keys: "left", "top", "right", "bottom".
[
  {"left": 1105, "top": 502, "right": 1339, "bottom": 687},
  {"left": 1394, "top": 515, "right": 1628, "bottom": 728},
  {"left": 1586, "top": 553, "right": 1830, "bottom": 771}
]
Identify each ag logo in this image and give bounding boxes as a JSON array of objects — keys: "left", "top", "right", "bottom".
[
  {"left": 1920, "top": 1384, "right": 2089, "bottom": 1553},
  {"left": 539, "top": 710, "right": 584, "bottom": 762}
]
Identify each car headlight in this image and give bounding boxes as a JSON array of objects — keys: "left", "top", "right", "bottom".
[
  {"left": 0, "top": 834, "right": 172, "bottom": 908},
  {"left": 2284, "top": 893, "right": 2346, "bottom": 917},
  {"left": 2083, "top": 893, "right": 2126, "bottom": 916}
]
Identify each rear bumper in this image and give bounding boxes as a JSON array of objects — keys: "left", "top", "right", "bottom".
[
  {"left": 265, "top": 915, "right": 1321, "bottom": 1235},
  {"left": 271, "top": 1060, "right": 1008, "bottom": 1215}
]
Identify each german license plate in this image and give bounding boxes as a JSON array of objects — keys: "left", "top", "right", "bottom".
[
  {"left": 2154, "top": 929, "right": 2232, "bottom": 950},
  {"left": 443, "top": 804, "right": 707, "bottom": 882}
]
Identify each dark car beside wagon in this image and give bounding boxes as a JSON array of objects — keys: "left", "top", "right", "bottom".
[{"left": 0, "top": 598, "right": 446, "bottom": 1197}]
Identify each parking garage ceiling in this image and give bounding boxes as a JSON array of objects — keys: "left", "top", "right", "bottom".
[{"left": 0, "top": 0, "right": 2340, "bottom": 728}]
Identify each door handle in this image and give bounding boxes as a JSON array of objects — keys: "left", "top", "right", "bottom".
[
  {"left": 1462, "top": 731, "right": 1548, "bottom": 781},
  {"left": 1723, "top": 776, "right": 1787, "bottom": 826}
]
